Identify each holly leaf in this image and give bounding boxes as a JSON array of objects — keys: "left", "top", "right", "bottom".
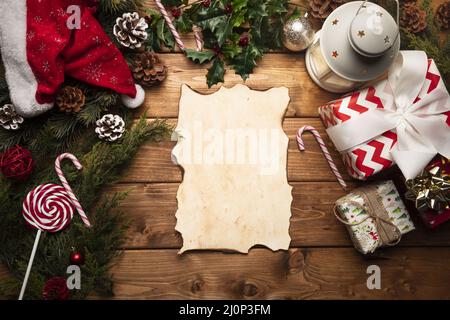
[
  {"left": 161, "top": 0, "right": 185, "bottom": 7},
  {"left": 222, "top": 43, "right": 242, "bottom": 59},
  {"left": 232, "top": 0, "right": 249, "bottom": 12},
  {"left": 247, "top": 0, "right": 268, "bottom": 19},
  {"left": 156, "top": 18, "right": 175, "bottom": 50},
  {"left": 266, "top": 0, "right": 289, "bottom": 15},
  {"left": 185, "top": 49, "right": 216, "bottom": 64},
  {"left": 229, "top": 44, "right": 262, "bottom": 80},
  {"left": 197, "top": 15, "right": 233, "bottom": 46},
  {"left": 173, "top": 14, "right": 194, "bottom": 33},
  {"left": 289, "top": 7, "right": 302, "bottom": 20},
  {"left": 206, "top": 58, "right": 225, "bottom": 88}
]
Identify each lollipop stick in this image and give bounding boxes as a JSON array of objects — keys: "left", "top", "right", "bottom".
[{"left": 18, "top": 229, "right": 41, "bottom": 300}]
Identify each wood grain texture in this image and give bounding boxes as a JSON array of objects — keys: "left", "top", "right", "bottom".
[
  {"left": 109, "top": 248, "right": 450, "bottom": 299},
  {"left": 106, "top": 182, "right": 450, "bottom": 249},
  {"left": 136, "top": 54, "right": 339, "bottom": 119},
  {"left": 2, "top": 0, "right": 450, "bottom": 300},
  {"left": 122, "top": 118, "right": 356, "bottom": 183}
]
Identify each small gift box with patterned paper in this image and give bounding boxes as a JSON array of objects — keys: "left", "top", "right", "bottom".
[
  {"left": 319, "top": 51, "right": 450, "bottom": 181},
  {"left": 335, "top": 180, "right": 415, "bottom": 254}
]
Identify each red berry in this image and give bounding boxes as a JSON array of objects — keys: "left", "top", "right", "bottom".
[
  {"left": 225, "top": 2, "right": 233, "bottom": 14},
  {"left": 171, "top": 8, "right": 181, "bottom": 18},
  {"left": 202, "top": 0, "right": 211, "bottom": 8},
  {"left": 213, "top": 43, "right": 222, "bottom": 55},
  {"left": 238, "top": 35, "right": 249, "bottom": 47},
  {"left": 70, "top": 251, "right": 85, "bottom": 265}
]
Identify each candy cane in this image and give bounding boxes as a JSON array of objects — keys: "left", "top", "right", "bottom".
[
  {"left": 155, "top": 0, "right": 186, "bottom": 51},
  {"left": 55, "top": 153, "right": 91, "bottom": 227},
  {"left": 192, "top": 26, "right": 204, "bottom": 52},
  {"left": 19, "top": 153, "right": 90, "bottom": 300},
  {"left": 155, "top": 0, "right": 203, "bottom": 52},
  {"left": 297, "top": 125, "right": 347, "bottom": 190}
]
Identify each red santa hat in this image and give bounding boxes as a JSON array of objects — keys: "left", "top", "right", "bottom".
[{"left": 0, "top": 0, "right": 145, "bottom": 118}]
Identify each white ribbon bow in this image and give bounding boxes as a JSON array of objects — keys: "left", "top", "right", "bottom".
[{"left": 326, "top": 51, "right": 450, "bottom": 179}]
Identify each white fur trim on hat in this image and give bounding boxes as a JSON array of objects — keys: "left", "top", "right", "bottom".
[
  {"left": 0, "top": 0, "right": 53, "bottom": 118},
  {"left": 121, "top": 84, "right": 145, "bottom": 109}
]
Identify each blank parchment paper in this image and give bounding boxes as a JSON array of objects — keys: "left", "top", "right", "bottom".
[{"left": 172, "top": 84, "right": 292, "bottom": 254}]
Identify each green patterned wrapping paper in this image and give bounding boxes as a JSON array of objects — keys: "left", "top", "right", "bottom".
[{"left": 336, "top": 180, "right": 415, "bottom": 254}]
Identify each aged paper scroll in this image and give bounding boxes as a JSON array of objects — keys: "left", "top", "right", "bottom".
[{"left": 172, "top": 84, "right": 292, "bottom": 253}]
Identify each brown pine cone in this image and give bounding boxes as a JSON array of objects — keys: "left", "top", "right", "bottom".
[
  {"left": 400, "top": 0, "right": 417, "bottom": 5},
  {"left": 55, "top": 86, "right": 86, "bottom": 114},
  {"left": 309, "top": 0, "right": 346, "bottom": 20},
  {"left": 131, "top": 52, "right": 168, "bottom": 88},
  {"left": 400, "top": 3, "right": 427, "bottom": 33},
  {"left": 436, "top": 1, "right": 450, "bottom": 30}
]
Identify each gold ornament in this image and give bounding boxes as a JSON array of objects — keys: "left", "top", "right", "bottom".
[
  {"left": 282, "top": 16, "right": 315, "bottom": 52},
  {"left": 405, "top": 158, "right": 450, "bottom": 212}
]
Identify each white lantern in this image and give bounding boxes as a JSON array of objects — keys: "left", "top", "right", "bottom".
[{"left": 305, "top": 1, "right": 400, "bottom": 93}]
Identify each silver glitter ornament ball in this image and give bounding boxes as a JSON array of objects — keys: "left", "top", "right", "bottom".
[{"left": 282, "top": 16, "right": 315, "bottom": 52}]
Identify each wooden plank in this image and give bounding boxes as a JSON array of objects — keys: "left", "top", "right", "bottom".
[
  {"left": 106, "top": 182, "right": 450, "bottom": 249},
  {"left": 137, "top": 54, "right": 339, "bottom": 119},
  {"left": 122, "top": 118, "right": 355, "bottom": 183},
  {"left": 109, "top": 248, "right": 450, "bottom": 299}
]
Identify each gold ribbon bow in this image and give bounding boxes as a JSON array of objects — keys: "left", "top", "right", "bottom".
[{"left": 405, "top": 158, "right": 450, "bottom": 212}]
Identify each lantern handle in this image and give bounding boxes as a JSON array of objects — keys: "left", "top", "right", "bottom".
[
  {"left": 356, "top": 0, "right": 400, "bottom": 24},
  {"left": 353, "top": 0, "right": 400, "bottom": 51}
]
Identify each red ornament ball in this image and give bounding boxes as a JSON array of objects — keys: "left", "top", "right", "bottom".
[
  {"left": 213, "top": 43, "right": 222, "bottom": 55},
  {"left": 42, "top": 277, "right": 70, "bottom": 300},
  {"left": 225, "top": 2, "right": 233, "bottom": 14},
  {"left": 70, "top": 251, "right": 85, "bottom": 265},
  {"left": 0, "top": 145, "right": 34, "bottom": 181},
  {"left": 238, "top": 35, "right": 249, "bottom": 47},
  {"left": 171, "top": 7, "right": 181, "bottom": 18},
  {"left": 202, "top": 0, "right": 211, "bottom": 7}
]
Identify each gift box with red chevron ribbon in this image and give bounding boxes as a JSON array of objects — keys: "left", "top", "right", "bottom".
[{"left": 319, "top": 51, "right": 450, "bottom": 181}]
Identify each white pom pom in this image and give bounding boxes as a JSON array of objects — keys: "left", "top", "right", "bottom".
[{"left": 121, "top": 84, "right": 145, "bottom": 109}]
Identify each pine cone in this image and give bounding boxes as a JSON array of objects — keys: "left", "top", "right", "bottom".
[
  {"left": 95, "top": 114, "right": 125, "bottom": 142},
  {"left": 400, "top": 0, "right": 417, "bottom": 4},
  {"left": 436, "top": 1, "right": 450, "bottom": 30},
  {"left": 55, "top": 86, "right": 85, "bottom": 114},
  {"left": 0, "top": 104, "right": 24, "bottom": 131},
  {"left": 309, "top": 0, "right": 346, "bottom": 20},
  {"left": 131, "top": 52, "right": 168, "bottom": 88},
  {"left": 113, "top": 12, "right": 148, "bottom": 49},
  {"left": 400, "top": 3, "right": 427, "bottom": 33}
]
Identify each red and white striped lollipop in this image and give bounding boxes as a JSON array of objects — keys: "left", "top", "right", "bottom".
[
  {"left": 23, "top": 184, "right": 76, "bottom": 233},
  {"left": 19, "top": 153, "right": 91, "bottom": 300}
]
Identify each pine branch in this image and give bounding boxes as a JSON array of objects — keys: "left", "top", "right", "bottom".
[{"left": 98, "top": 0, "right": 144, "bottom": 15}]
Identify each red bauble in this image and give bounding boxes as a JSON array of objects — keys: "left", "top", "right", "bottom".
[
  {"left": 0, "top": 145, "right": 34, "bottom": 181},
  {"left": 225, "top": 2, "right": 233, "bottom": 14},
  {"left": 171, "top": 8, "right": 181, "bottom": 18},
  {"left": 202, "top": 0, "right": 211, "bottom": 8},
  {"left": 213, "top": 43, "right": 222, "bottom": 55},
  {"left": 70, "top": 251, "right": 85, "bottom": 265},
  {"left": 238, "top": 35, "right": 249, "bottom": 47},
  {"left": 42, "top": 277, "right": 70, "bottom": 300}
]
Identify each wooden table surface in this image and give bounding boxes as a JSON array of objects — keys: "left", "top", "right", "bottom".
[
  {"left": 98, "top": 1, "right": 450, "bottom": 300},
  {"left": 2, "top": 1, "right": 450, "bottom": 300}
]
